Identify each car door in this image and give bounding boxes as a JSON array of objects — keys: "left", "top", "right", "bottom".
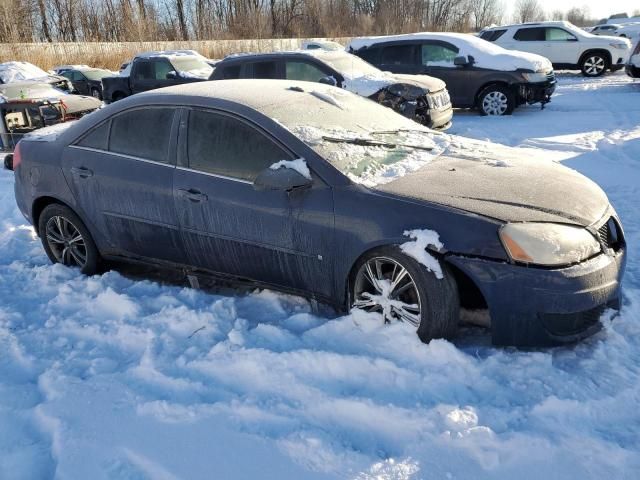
[
  {"left": 376, "top": 43, "right": 421, "bottom": 74},
  {"left": 173, "top": 108, "right": 335, "bottom": 299},
  {"left": 62, "top": 106, "right": 186, "bottom": 264},
  {"left": 543, "top": 27, "right": 580, "bottom": 64},
  {"left": 71, "top": 71, "right": 90, "bottom": 95},
  {"left": 130, "top": 59, "right": 174, "bottom": 93},
  {"left": 419, "top": 41, "right": 470, "bottom": 106}
]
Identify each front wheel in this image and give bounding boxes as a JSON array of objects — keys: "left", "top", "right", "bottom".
[
  {"left": 90, "top": 87, "right": 102, "bottom": 100},
  {"left": 38, "top": 204, "right": 101, "bottom": 275},
  {"left": 350, "top": 247, "right": 459, "bottom": 343},
  {"left": 477, "top": 85, "right": 515, "bottom": 116},
  {"left": 581, "top": 54, "right": 608, "bottom": 77}
]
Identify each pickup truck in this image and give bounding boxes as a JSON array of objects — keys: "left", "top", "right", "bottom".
[{"left": 101, "top": 51, "right": 213, "bottom": 103}]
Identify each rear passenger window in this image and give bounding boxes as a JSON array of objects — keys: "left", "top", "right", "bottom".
[
  {"left": 219, "top": 64, "right": 241, "bottom": 79},
  {"left": 109, "top": 108, "right": 174, "bottom": 163},
  {"left": 380, "top": 45, "right": 416, "bottom": 65},
  {"left": 252, "top": 61, "right": 278, "bottom": 79},
  {"left": 356, "top": 48, "right": 379, "bottom": 63},
  {"left": 187, "top": 110, "right": 292, "bottom": 182},
  {"left": 76, "top": 121, "right": 110, "bottom": 150},
  {"left": 514, "top": 28, "right": 545, "bottom": 41}
]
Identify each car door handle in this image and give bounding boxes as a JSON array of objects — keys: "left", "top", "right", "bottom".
[
  {"left": 178, "top": 188, "right": 208, "bottom": 202},
  {"left": 70, "top": 166, "right": 93, "bottom": 178}
]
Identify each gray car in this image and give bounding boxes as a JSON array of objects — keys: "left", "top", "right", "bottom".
[
  {"left": 10, "top": 80, "right": 626, "bottom": 347},
  {"left": 348, "top": 33, "right": 557, "bottom": 116}
]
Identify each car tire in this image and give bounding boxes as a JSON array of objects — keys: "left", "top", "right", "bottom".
[
  {"left": 477, "top": 85, "right": 515, "bottom": 116},
  {"left": 90, "top": 87, "right": 102, "bottom": 100},
  {"left": 38, "top": 204, "right": 100, "bottom": 275},
  {"left": 350, "top": 246, "right": 459, "bottom": 343},
  {"left": 581, "top": 53, "right": 608, "bottom": 77}
]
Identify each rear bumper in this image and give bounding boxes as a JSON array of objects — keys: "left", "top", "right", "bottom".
[{"left": 447, "top": 248, "right": 626, "bottom": 347}]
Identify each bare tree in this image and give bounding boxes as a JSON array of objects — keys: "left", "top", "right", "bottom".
[
  {"left": 469, "top": 0, "right": 503, "bottom": 31},
  {"left": 514, "top": 0, "right": 544, "bottom": 23}
]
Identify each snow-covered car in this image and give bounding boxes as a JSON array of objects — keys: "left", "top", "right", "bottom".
[
  {"left": 0, "top": 81, "right": 101, "bottom": 152},
  {"left": 52, "top": 64, "right": 91, "bottom": 75},
  {"left": 590, "top": 24, "right": 623, "bottom": 36},
  {"left": 616, "top": 23, "right": 640, "bottom": 39},
  {"left": 0, "top": 61, "right": 73, "bottom": 92},
  {"left": 210, "top": 50, "right": 453, "bottom": 129},
  {"left": 626, "top": 38, "right": 640, "bottom": 78},
  {"left": 11, "top": 80, "right": 626, "bottom": 346},
  {"left": 101, "top": 51, "right": 213, "bottom": 103},
  {"left": 480, "top": 21, "right": 632, "bottom": 77},
  {"left": 348, "top": 32, "right": 556, "bottom": 116}
]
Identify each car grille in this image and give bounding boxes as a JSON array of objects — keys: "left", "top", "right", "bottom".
[
  {"left": 427, "top": 89, "right": 451, "bottom": 110},
  {"left": 596, "top": 217, "right": 624, "bottom": 251}
]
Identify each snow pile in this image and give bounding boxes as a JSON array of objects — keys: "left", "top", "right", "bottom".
[
  {"left": 23, "top": 121, "right": 75, "bottom": 142},
  {"left": 400, "top": 229, "right": 444, "bottom": 279},
  {"left": 348, "top": 33, "right": 553, "bottom": 72},
  {"left": 290, "top": 125, "right": 446, "bottom": 187},
  {"left": 270, "top": 158, "right": 312, "bottom": 179},
  {"left": 0, "top": 61, "right": 52, "bottom": 84}
]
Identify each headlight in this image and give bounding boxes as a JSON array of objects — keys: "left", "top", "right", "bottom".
[
  {"left": 610, "top": 42, "right": 629, "bottom": 49},
  {"left": 499, "top": 223, "right": 601, "bottom": 266},
  {"left": 522, "top": 72, "right": 548, "bottom": 82}
]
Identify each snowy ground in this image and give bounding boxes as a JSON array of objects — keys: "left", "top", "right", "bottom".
[{"left": 1, "top": 71, "right": 639, "bottom": 480}]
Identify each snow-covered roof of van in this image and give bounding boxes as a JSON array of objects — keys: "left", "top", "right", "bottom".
[{"left": 348, "top": 32, "right": 552, "bottom": 72}]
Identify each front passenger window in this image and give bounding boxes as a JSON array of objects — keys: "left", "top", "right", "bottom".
[
  {"left": 545, "top": 28, "right": 577, "bottom": 41},
  {"left": 285, "top": 61, "right": 328, "bottom": 82},
  {"left": 421, "top": 43, "right": 459, "bottom": 66},
  {"left": 187, "top": 110, "right": 293, "bottom": 182}
]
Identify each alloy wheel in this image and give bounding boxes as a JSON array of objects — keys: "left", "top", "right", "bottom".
[
  {"left": 584, "top": 56, "right": 605, "bottom": 76},
  {"left": 482, "top": 91, "right": 508, "bottom": 115},
  {"left": 45, "top": 215, "right": 88, "bottom": 268},
  {"left": 352, "top": 256, "right": 422, "bottom": 327}
]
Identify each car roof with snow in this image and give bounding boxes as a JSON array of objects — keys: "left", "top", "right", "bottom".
[{"left": 223, "top": 49, "right": 357, "bottom": 64}]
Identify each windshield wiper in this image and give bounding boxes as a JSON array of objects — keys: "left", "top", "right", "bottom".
[
  {"left": 321, "top": 135, "right": 433, "bottom": 151},
  {"left": 371, "top": 128, "right": 442, "bottom": 136}
]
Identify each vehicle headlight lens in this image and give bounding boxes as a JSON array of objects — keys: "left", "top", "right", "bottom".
[
  {"left": 522, "top": 72, "right": 548, "bottom": 82},
  {"left": 499, "top": 223, "right": 601, "bottom": 266}
]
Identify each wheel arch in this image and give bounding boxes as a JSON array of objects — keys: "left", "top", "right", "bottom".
[
  {"left": 578, "top": 49, "right": 612, "bottom": 66},
  {"left": 32, "top": 196, "right": 75, "bottom": 235},
  {"left": 474, "top": 81, "right": 513, "bottom": 104}
]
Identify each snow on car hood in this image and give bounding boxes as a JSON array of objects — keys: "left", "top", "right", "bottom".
[
  {"left": 348, "top": 33, "right": 553, "bottom": 72},
  {"left": 344, "top": 71, "right": 445, "bottom": 97},
  {"left": 376, "top": 137, "right": 609, "bottom": 226}
]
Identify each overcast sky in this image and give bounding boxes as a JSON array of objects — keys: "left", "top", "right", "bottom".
[{"left": 533, "top": 0, "right": 638, "bottom": 20}]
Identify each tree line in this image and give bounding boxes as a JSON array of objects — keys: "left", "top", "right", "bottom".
[{"left": 0, "top": 0, "right": 630, "bottom": 43}]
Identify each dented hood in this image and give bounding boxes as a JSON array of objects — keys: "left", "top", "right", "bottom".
[
  {"left": 375, "top": 142, "right": 609, "bottom": 226},
  {"left": 388, "top": 73, "right": 447, "bottom": 93}
]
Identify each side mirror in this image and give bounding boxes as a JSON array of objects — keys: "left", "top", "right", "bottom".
[
  {"left": 4, "top": 153, "right": 13, "bottom": 171},
  {"left": 166, "top": 71, "right": 178, "bottom": 80},
  {"left": 253, "top": 165, "right": 312, "bottom": 192},
  {"left": 319, "top": 75, "right": 337, "bottom": 86},
  {"left": 454, "top": 55, "right": 470, "bottom": 67}
]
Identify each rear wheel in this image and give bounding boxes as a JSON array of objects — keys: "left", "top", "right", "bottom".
[
  {"left": 38, "top": 204, "right": 100, "bottom": 275},
  {"left": 90, "top": 87, "right": 102, "bottom": 100},
  {"left": 581, "top": 53, "right": 608, "bottom": 77},
  {"left": 477, "top": 85, "right": 515, "bottom": 116},
  {"left": 350, "top": 247, "right": 459, "bottom": 342}
]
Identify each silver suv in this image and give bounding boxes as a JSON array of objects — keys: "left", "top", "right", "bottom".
[{"left": 480, "top": 21, "right": 631, "bottom": 77}]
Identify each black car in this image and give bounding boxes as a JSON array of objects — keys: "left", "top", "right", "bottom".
[
  {"left": 60, "top": 67, "right": 113, "bottom": 100},
  {"left": 10, "top": 80, "right": 625, "bottom": 347},
  {"left": 211, "top": 50, "right": 453, "bottom": 129},
  {"left": 348, "top": 33, "right": 557, "bottom": 116}
]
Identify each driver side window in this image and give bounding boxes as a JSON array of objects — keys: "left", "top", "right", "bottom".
[
  {"left": 285, "top": 61, "right": 328, "bottom": 82},
  {"left": 187, "top": 110, "right": 294, "bottom": 182},
  {"left": 545, "top": 28, "right": 577, "bottom": 41},
  {"left": 421, "top": 43, "right": 459, "bottom": 66}
]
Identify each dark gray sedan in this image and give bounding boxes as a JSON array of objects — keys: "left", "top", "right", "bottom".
[{"left": 11, "top": 80, "right": 625, "bottom": 346}]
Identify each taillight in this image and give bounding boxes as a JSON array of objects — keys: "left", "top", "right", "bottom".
[{"left": 12, "top": 142, "right": 22, "bottom": 170}]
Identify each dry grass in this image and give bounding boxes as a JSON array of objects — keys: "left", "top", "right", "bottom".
[{"left": 0, "top": 38, "right": 351, "bottom": 71}]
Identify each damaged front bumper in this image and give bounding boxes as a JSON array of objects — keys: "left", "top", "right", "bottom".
[
  {"left": 371, "top": 84, "right": 453, "bottom": 130},
  {"left": 447, "top": 245, "right": 626, "bottom": 347},
  {"left": 517, "top": 78, "right": 557, "bottom": 108}
]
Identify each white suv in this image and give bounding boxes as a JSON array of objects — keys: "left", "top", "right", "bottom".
[{"left": 480, "top": 21, "right": 631, "bottom": 77}]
